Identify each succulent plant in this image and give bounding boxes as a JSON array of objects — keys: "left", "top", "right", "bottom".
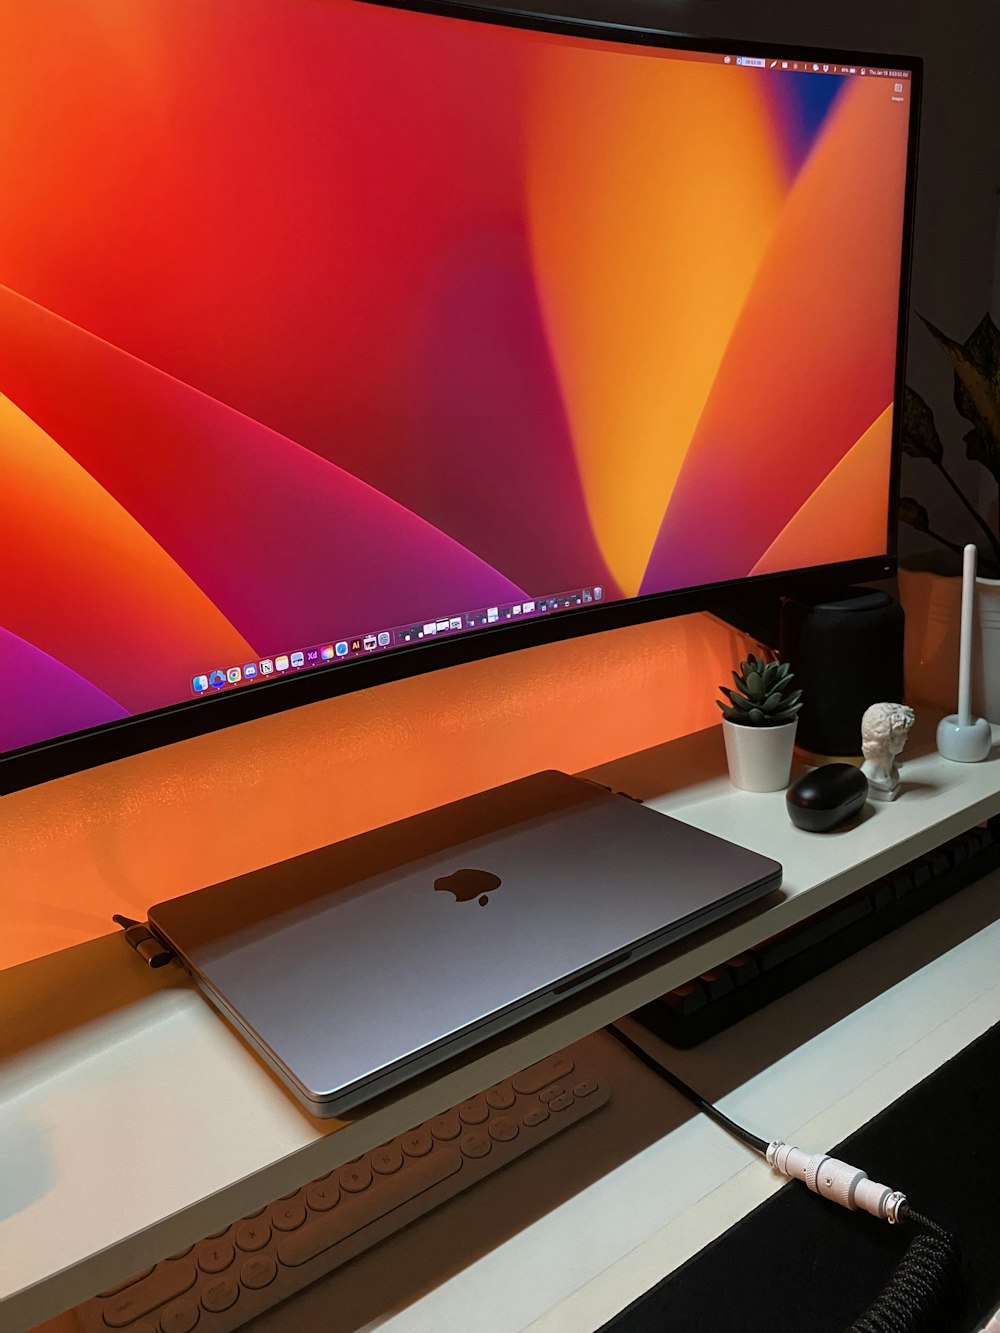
[{"left": 717, "top": 653, "right": 803, "bottom": 727}]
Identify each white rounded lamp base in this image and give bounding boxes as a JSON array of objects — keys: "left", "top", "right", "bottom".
[{"left": 936, "top": 714, "right": 992, "bottom": 763}]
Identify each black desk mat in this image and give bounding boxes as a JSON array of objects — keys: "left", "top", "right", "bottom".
[{"left": 601, "top": 1020, "right": 1000, "bottom": 1333}]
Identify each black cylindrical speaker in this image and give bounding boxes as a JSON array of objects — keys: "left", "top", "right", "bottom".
[{"left": 779, "top": 589, "right": 905, "bottom": 757}]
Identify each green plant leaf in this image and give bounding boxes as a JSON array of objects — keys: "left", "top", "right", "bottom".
[
  {"left": 722, "top": 689, "right": 753, "bottom": 712},
  {"left": 964, "top": 311, "right": 1000, "bottom": 407},
  {"left": 898, "top": 496, "right": 930, "bottom": 531},
  {"left": 719, "top": 703, "right": 749, "bottom": 724},
  {"left": 719, "top": 687, "right": 748, "bottom": 709},
  {"left": 964, "top": 423, "right": 1000, "bottom": 484},
  {"left": 900, "top": 384, "right": 944, "bottom": 463},
  {"left": 745, "top": 669, "right": 764, "bottom": 699},
  {"left": 726, "top": 656, "right": 798, "bottom": 718},
  {"left": 921, "top": 312, "right": 1000, "bottom": 479}
]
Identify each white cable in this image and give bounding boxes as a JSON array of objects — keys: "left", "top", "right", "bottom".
[{"left": 766, "top": 1141, "right": 906, "bottom": 1223}]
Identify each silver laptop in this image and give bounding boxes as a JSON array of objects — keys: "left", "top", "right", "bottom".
[{"left": 148, "top": 771, "right": 781, "bottom": 1116}]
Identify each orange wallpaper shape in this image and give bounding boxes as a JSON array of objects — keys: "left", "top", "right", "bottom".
[
  {"left": 2, "top": 613, "right": 747, "bottom": 970},
  {"left": 750, "top": 405, "right": 894, "bottom": 575},
  {"left": 524, "top": 56, "right": 786, "bottom": 596},
  {"left": 0, "top": 394, "right": 255, "bottom": 710}
]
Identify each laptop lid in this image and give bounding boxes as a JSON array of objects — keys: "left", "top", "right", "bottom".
[{"left": 148, "top": 771, "right": 781, "bottom": 1115}]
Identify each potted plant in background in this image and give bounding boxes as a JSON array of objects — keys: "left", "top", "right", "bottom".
[
  {"left": 898, "top": 312, "right": 1000, "bottom": 722},
  {"left": 717, "top": 653, "right": 803, "bottom": 792}
]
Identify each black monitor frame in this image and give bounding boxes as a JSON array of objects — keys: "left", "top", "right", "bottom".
[{"left": 1, "top": 1, "right": 921, "bottom": 794}]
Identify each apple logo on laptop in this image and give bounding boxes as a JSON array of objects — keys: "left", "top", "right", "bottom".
[{"left": 434, "top": 868, "right": 502, "bottom": 907}]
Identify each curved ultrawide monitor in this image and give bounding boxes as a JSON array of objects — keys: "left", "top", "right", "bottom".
[{"left": 0, "top": 0, "right": 920, "bottom": 791}]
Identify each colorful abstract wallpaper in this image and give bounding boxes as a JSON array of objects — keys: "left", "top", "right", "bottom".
[{"left": 0, "top": 0, "right": 913, "bottom": 756}]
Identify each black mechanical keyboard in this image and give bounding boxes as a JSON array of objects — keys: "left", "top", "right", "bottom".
[{"left": 635, "top": 818, "right": 1000, "bottom": 1048}]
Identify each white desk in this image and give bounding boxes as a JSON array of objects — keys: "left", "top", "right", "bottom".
[
  {"left": 249, "top": 864, "right": 1000, "bottom": 1333},
  {"left": 4, "top": 714, "right": 1000, "bottom": 1333}
]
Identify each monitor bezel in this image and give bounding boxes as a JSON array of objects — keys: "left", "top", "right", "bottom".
[{"left": 0, "top": 1, "right": 922, "bottom": 794}]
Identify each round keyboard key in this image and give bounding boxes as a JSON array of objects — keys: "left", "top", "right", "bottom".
[
  {"left": 486, "top": 1084, "right": 515, "bottom": 1110},
  {"left": 523, "top": 1106, "right": 549, "bottom": 1127},
  {"left": 459, "top": 1095, "right": 489, "bottom": 1124},
  {"left": 305, "top": 1181, "right": 340, "bottom": 1212},
  {"left": 548, "top": 1092, "right": 574, "bottom": 1112},
  {"left": 339, "top": 1162, "right": 373, "bottom": 1193},
  {"left": 102, "top": 1263, "right": 197, "bottom": 1327},
  {"left": 159, "top": 1301, "right": 199, "bottom": 1333},
  {"left": 488, "top": 1116, "right": 519, "bottom": 1143},
  {"left": 272, "top": 1200, "right": 307, "bottom": 1231},
  {"left": 235, "top": 1221, "right": 271, "bottom": 1252},
  {"left": 167, "top": 1248, "right": 194, "bottom": 1261},
  {"left": 98, "top": 1268, "right": 155, "bottom": 1297},
  {"left": 198, "top": 1241, "right": 234, "bottom": 1274},
  {"left": 401, "top": 1127, "right": 433, "bottom": 1157},
  {"left": 539, "top": 1085, "right": 566, "bottom": 1104},
  {"left": 460, "top": 1131, "right": 492, "bottom": 1159},
  {"left": 429, "top": 1110, "right": 461, "bottom": 1141},
  {"left": 240, "top": 1255, "right": 278, "bottom": 1291},
  {"left": 372, "top": 1145, "right": 403, "bottom": 1175},
  {"left": 206, "top": 1227, "right": 230, "bottom": 1239},
  {"left": 244, "top": 1207, "right": 267, "bottom": 1219},
  {"left": 201, "top": 1276, "right": 239, "bottom": 1314},
  {"left": 512, "top": 1054, "right": 574, "bottom": 1096},
  {"left": 573, "top": 1078, "right": 598, "bottom": 1098}
]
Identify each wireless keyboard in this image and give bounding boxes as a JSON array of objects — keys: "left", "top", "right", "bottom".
[{"left": 74, "top": 1048, "right": 609, "bottom": 1333}]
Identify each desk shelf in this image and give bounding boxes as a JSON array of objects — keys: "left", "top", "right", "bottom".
[{"left": 3, "top": 715, "right": 999, "bottom": 1332}]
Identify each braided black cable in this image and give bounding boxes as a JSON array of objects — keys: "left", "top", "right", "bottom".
[
  {"left": 847, "top": 1206, "right": 960, "bottom": 1333},
  {"left": 605, "top": 1024, "right": 963, "bottom": 1332}
]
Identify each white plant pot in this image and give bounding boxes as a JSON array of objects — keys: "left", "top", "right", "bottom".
[
  {"left": 722, "top": 718, "right": 798, "bottom": 792},
  {"left": 898, "top": 564, "right": 1000, "bottom": 724}
]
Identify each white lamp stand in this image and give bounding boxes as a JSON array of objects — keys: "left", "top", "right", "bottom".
[{"left": 936, "top": 544, "right": 992, "bottom": 762}]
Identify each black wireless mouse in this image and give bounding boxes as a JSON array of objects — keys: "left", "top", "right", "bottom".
[{"left": 786, "top": 763, "right": 868, "bottom": 831}]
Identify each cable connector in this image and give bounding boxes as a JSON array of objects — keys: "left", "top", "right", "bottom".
[
  {"left": 766, "top": 1141, "right": 906, "bottom": 1223},
  {"left": 112, "top": 914, "right": 175, "bottom": 969}
]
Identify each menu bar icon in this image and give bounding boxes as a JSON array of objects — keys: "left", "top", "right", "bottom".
[{"left": 190, "top": 584, "right": 617, "bottom": 696}]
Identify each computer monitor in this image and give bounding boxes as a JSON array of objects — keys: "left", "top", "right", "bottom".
[{"left": 0, "top": 0, "right": 920, "bottom": 793}]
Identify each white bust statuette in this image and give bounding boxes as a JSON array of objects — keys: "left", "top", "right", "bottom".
[{"left": 860, "top": 702, "right": 916, "bottom": 801}]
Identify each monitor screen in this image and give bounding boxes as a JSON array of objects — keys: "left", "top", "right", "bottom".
[{"left": 0, "top": 0, "right": 919, "bottom": 790}]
